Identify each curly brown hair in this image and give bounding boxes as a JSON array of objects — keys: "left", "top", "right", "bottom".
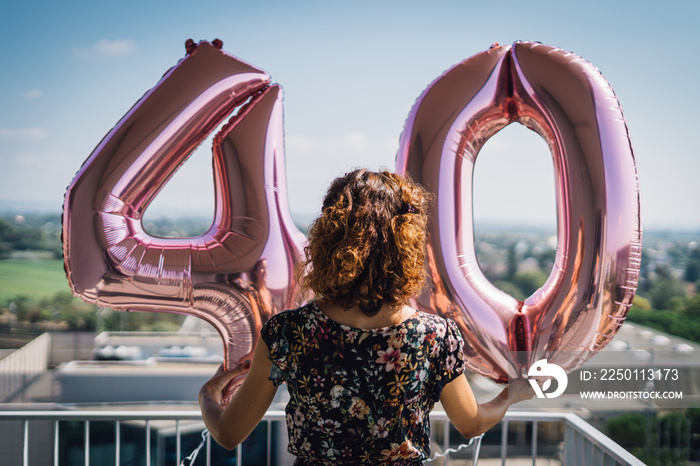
[{"left": 300, "top": 169, "right": 431, "bottom": 316}]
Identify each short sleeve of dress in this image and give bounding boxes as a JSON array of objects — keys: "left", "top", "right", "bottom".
[
  {"left": 430, "top": 318, "right": 466, "bottom": 402},
  {"left": 260, "top": 312, "right": 289, "bottom": 386}
]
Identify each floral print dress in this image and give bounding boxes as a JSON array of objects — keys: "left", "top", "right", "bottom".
[{"left": 260, "top": 302, "right": 465, "bottom": 465}]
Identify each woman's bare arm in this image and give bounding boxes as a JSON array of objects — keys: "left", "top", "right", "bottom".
[{"left": 198, "top": 340, "right": 278, "bottom": 449}]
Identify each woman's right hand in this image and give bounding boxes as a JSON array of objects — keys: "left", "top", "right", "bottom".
[
  {"left": 198, "top": 341, "right": 278, "bottom": 450},
  {"left": 199, "top": 362, "right": 251, "bottom": 406}
]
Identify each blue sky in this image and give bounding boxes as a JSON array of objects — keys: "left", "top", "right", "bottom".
[{"left": 1, "top": 0, "right": 698, "bottom": 230}]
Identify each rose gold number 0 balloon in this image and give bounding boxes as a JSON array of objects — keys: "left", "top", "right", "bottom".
[{"left": 397, "top": 41, "right": 641, "bottom": 382}]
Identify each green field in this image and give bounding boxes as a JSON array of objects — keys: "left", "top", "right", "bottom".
[{"left": 0, "top": 259, "right": 72, "bottom": 302}]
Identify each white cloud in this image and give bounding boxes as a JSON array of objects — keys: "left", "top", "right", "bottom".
[
  {"left": 0, "top": 127, "right": 49, "bottom": 140},
  {"left": 75, "top": 39, "right": 137, "bottom": 59},
  {"left": 22, "top": 89, "right": 42, "bottom": 99}
]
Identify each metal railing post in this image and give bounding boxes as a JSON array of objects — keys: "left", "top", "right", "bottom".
[
  {"left": 146, "top": 420, "right": 151, "bottom": 466},
  {"left": 115, "top": 420, "right": 121, "bottom": 466},
  {"left": 54, "top": 419, "right": 60, "bottom": 466},
  {"left": 531, "top": 420, "right": 538, "bottom": 466},
  {"left": 176, "top": 420, "right": 181, "bottom": 464},
  {"left": 500, "top": 419, "right": 508, "bottom": 466},
  {"left": 206, "top": 430, "right": 211, "bottom": 466},
  {"left": 443, "top": 418, "right": 450, "bottom": 465},
  {"left": 85, "top": 420, "right": 90, "bottom": 466},
  {"left": 267, "top": 419, "right": 272, "bottom": 466},
  {"left": 23, "top": 420, "right": 29, "bottom": 466}
]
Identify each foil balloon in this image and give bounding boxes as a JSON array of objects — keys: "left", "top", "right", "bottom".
[
  {"left": 62, "top": 40, "right": 306, "bottom": 396},
  {"left": 397, "top": 41, "right": 641, "bottom": 383}
]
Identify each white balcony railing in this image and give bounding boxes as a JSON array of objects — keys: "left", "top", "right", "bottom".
[{"left": 0, "top": 409, "right": 645, "bottom": 466}]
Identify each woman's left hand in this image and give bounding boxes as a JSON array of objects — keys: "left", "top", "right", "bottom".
[{"left": 505, "top": 377, "right": 536, "bottom": 405}]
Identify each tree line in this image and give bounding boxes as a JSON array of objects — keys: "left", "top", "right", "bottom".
[{"left": 0, "top": 214, "right": 62, "bottom": 259}]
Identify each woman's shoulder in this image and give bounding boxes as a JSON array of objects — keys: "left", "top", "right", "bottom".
[
  {"left": 261, "top": 303, "right": 315, "bottom": 345},
  {"left": 411, "top": 312, "right": 461, "bottom": 338},
  {"left": 413, "top": 311, "right": 453, "bottom": 327}
]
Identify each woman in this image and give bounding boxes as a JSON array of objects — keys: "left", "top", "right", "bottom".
[{"left": 199, "top": 169, "right": 532, "bottom": 464}]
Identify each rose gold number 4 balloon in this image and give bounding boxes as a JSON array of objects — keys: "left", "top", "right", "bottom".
[
  {"left": 397, "top": 41, "right": 641, "bottom": 382},
  {"left": 62, "top": 40, "right": 306, "bottom": 385}
]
